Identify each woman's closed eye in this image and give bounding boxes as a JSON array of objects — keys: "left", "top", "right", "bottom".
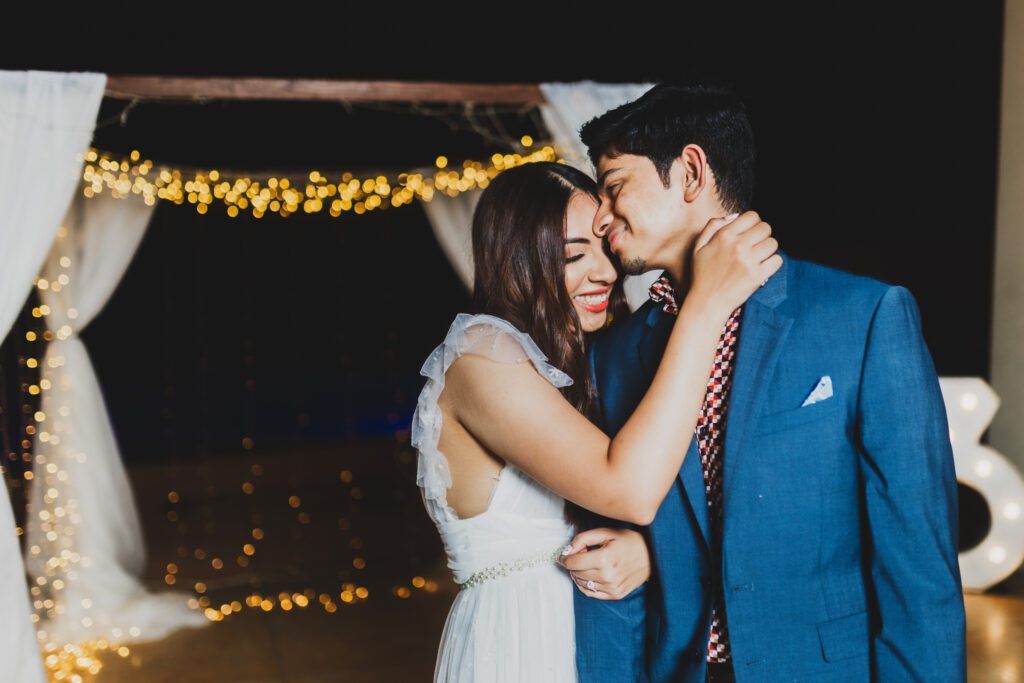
[{"left": 566, "top": 253, "right": 585, "bottom": 264}]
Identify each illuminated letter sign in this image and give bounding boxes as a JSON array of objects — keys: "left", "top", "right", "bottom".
[{"left": 939, "top": 377, "right": 1024, "bottom": 591}]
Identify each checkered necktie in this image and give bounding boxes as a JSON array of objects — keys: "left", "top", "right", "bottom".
[{"left": 648, "top": 274, "right": 742, "bottom": 664}]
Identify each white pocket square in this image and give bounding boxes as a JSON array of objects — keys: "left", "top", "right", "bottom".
[{"left": 801, "top": 375, "right": 833, "bottom": 407}]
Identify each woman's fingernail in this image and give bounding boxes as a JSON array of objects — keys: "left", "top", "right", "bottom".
[
  {"left": 562, "top": 544, "right": 573, "bottom": 556},
  {"left": 725, "top": 212, "right": 739, "bottom": 221}
]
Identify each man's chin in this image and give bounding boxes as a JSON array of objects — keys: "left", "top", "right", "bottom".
[{"left": 620, "top": 255, "right": 647, "bottom": 276}]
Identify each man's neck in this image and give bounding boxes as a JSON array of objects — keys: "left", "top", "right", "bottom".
[
  {"left": 660, "top": 236, "right": 696, "bottom": 295},
  {"left": 663, "top": 260, "right": 690, "bottom": 296},
  {"left": 661, "top": 207, "right": 730, "bottom": 294}
]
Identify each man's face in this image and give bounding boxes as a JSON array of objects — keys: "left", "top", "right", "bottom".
[{"left": 591, "top": 152, "right": 690, "bottom": 275}]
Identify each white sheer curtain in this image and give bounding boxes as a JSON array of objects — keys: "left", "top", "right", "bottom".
[
  {"left": 0, "top": 69, "right": 108, "bottom": 683},
  {"left": 420, "top": 81, "right": 660, "bottom": 309},
  {"left": 539, "top": 80, "right": 661, "bottom": 311},
  {"left": 420, "top": 180, "right": 477, "bottom": 291},
  {"left": 24, "top": 189, "right": 209, "bottom": 646}
]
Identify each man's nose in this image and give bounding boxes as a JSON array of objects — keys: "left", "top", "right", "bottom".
[{"left": 592, "top": 200, "right": 613, "bottom": 238}]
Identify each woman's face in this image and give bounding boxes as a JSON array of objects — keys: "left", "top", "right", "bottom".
[{"left": 564, "top": 191, "right": 618, "bottom": 332}]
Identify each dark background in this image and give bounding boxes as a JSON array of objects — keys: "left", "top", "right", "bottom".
[
  {"left": 0, "top": 12, "right": 1013, "bottom": 678},
  {"left": 0, "top": 4, "right": 1005, "bottom": 463}
]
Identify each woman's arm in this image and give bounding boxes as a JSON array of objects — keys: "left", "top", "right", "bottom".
[{"left": 447, "top": 211, "right": 781, "bottom": 524}]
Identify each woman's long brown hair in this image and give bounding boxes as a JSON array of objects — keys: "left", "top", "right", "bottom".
[{"left": 469, "top": 161, "right": 631, "bottom": 504}]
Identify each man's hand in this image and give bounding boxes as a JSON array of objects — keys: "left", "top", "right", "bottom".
[{"left": 559, "top": 527, "right": 651, "bottom": 600}]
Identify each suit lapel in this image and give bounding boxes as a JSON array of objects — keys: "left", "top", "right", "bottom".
[
  {"left": 723, "top": 254, "right": 792, "bottom": 506},
  {"left": 634, "top": 251, "right": 793, "bottom": 549},
  {"left": 638, "top": 303, "right": 712, "bottom": 551}
]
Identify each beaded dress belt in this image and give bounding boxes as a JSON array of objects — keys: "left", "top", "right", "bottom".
[{"left": 460, "top": 543, "right": 569, "bottom": 589}]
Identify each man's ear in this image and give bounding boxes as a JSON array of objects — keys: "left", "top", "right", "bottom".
[{"left": 679, "top": 144, "right": 709, "bottom": 204}]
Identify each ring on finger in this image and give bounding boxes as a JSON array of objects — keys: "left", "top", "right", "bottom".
[{"left": 585, "top": 579, "right": 596, "bottom": 591}]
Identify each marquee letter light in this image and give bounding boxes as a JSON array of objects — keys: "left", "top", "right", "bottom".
[{"left": 939, "top": 377, "right": 1024, "bottom": 591}]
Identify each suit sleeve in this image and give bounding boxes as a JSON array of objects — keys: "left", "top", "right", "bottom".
[
  {"left": 856, "top": 285, "right": 966, "bottom": 681},
  {"left": 574, "top": 334, "right": 651, "bottom": 683}
]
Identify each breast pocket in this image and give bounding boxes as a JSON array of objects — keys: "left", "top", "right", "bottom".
[{"left": 753, "top": 396, "right": 843, "bottom": 436}]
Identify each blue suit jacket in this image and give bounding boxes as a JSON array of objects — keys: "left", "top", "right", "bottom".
[{"left": 574, "top": 252, "right": 965, "bottom": 682}]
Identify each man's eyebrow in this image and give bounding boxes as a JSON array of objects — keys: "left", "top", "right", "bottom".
[{"left": 596, "top": 166, "right": 622, "bottom": 188}]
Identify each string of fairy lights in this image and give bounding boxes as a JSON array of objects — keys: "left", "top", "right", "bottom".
[
  {"left": 18, "top": 228, "right": 122, "bottom": 681},
  {"left": 6, "top": 135, "right": 559, "bottom": 681},
  {"left": 79, "top": 134, "right": 559, "bottom": 218}
]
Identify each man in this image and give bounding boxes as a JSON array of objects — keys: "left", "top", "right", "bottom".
[{"left": 568, "top": 82, "right": 965, "bottom": 682}]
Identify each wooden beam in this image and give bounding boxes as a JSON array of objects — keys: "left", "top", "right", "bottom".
[{"left": 104, "top": 76, "right": 545, "bottom": 105}]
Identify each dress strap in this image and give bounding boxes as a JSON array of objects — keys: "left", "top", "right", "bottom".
[{"left": 411, "top": 313, "right": 573, "bottom": 508}]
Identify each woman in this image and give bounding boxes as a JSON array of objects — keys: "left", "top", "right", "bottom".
[{"left": 411, "top": 161, "right": 779, "bottom": 681}]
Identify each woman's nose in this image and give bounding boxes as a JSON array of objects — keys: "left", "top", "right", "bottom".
[{"left": 591, "top": 251, "right": 617, "bottom": 285}]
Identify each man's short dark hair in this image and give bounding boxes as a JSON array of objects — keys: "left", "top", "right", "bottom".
[{"left": 579, "top": 82, "right": 755, "bottom": 213}]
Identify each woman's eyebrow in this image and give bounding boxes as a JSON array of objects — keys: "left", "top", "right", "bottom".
[{"left": 565, "top": 237, "right": 591, "bottom": 245}]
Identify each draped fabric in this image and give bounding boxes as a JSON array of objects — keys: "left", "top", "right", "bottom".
[
  {"left": 419, "top": 176, "right": 478, "bottom": 291},
  {"left": 24, "top": 189, "right": 209, "bottom": 645},
  {"left": 0, "top": 68, "right": 108, "bottom": 683},
  {"left": 420, "top": 81, "right": 662, "bottom": 310}
]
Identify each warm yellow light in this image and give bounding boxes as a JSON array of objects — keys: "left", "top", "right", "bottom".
[{"left": 77, "top": 144, "right": 558, "bottom": 222}]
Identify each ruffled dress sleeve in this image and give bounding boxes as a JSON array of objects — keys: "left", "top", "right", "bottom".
[{"left": 410, "top": 313, "right": 573, "bottom": 511}]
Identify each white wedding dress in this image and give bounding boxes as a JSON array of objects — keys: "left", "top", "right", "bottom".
[{"left": 412, "top": 312, "right": 579, "bottom": 682}]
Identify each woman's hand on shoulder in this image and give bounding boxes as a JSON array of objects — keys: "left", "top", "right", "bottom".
[
  {"left": 689, "top": 210, "right": 782, "bottom": 315},
  {"left": 559, "top": 527, "right": 652, "bottom": 600}
]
